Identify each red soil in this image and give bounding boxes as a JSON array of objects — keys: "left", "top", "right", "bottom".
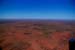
[{"left": 0, "top": 20, "right": 74, "bottom": 50}]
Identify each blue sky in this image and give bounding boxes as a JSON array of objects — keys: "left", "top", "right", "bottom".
[{"left": 0, "top": 0, "right": 74, "bottom": 20}]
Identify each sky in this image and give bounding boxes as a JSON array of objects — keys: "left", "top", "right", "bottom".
[{"left": 0, "top": 0, "right": 75, "bottom": 20}]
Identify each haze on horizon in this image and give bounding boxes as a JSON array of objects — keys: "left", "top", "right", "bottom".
[{"left": 0, "top": 0, "right": 74, "bottom": 20}]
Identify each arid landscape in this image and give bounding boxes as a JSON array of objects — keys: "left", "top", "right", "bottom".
[{"left": 0, "top": 20, "right": 74, "bottom": 50}]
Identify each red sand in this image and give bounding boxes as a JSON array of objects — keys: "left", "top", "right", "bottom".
[{"left": 0, "top": 20, "right": 74, "bottom": 50}]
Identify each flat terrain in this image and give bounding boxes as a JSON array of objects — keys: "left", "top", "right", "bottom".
[{"left": 0, "top": 20, "right": 74, "bottom": 50}]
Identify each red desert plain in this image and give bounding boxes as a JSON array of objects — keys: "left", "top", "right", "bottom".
[{"left": 0, "top": 19, "right": 74, "bottom": 50}]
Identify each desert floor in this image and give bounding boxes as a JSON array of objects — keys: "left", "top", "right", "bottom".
[{"left": 0, "top": 20, "right": 74, "bottom": 50}]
